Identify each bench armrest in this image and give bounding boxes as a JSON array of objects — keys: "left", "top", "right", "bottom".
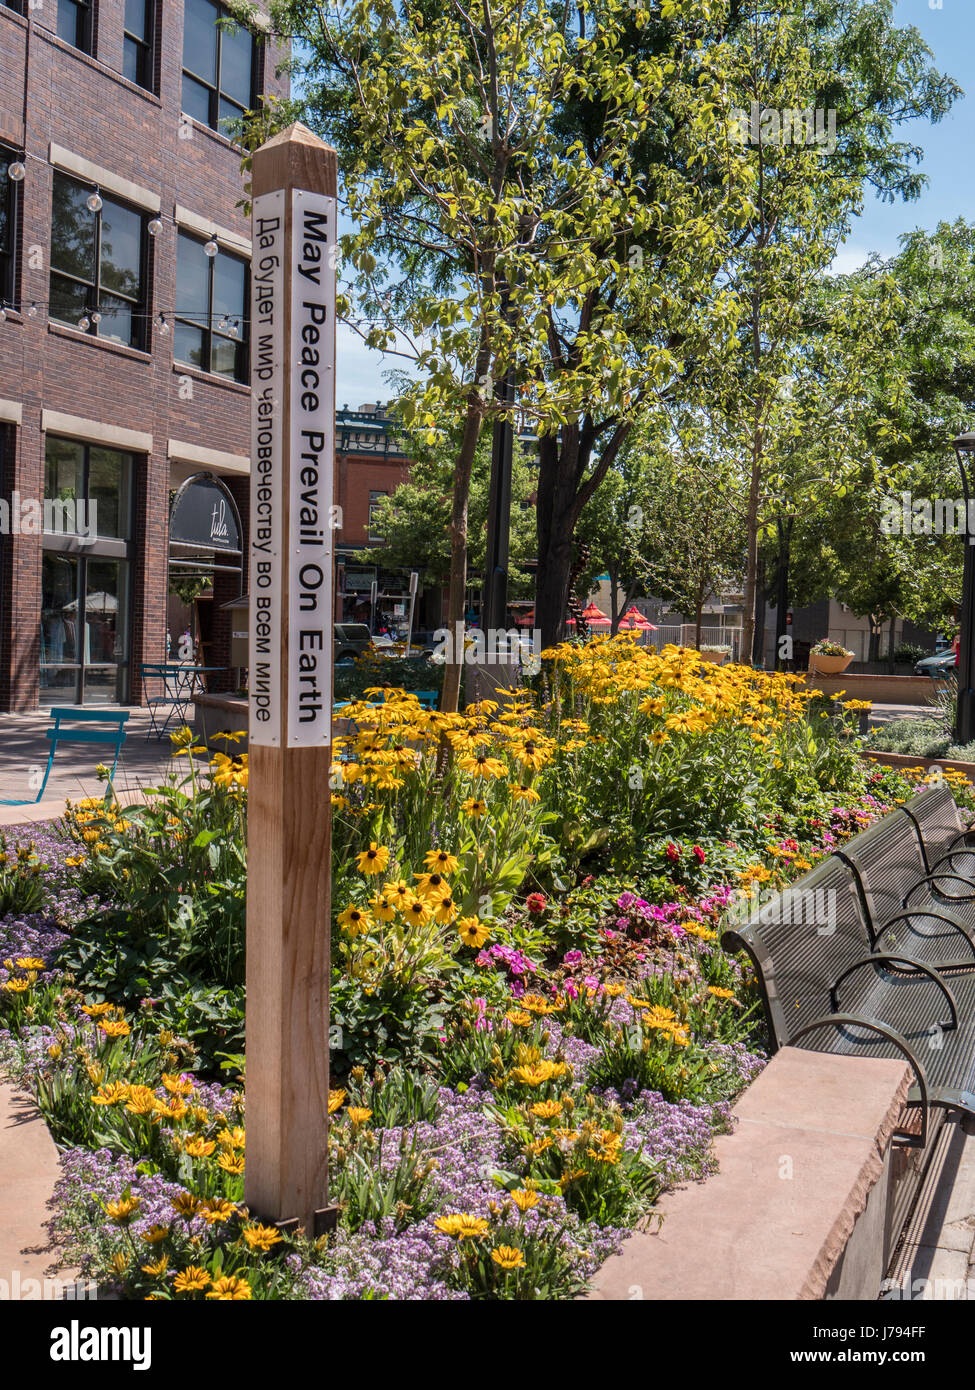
[
  {"left": 787, "top": 1013, "right": 929, "bottom": 1149},
  {"left": 874, "top": 911, "right": 975, "bottom": 963},
  {"left": 905, "top": 873, "right": 975, "bottom": 906},
  {"left": 927, "top": 847, "right": 975, "bottom": 879},
  {"left": 830, "top": 953, "right": 958, "bottom": 1033},
  {"left": 942, "top": 828, "right": 975, "bottom": 853}
]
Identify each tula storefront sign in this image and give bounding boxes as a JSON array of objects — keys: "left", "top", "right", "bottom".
[{"left": 248, "top": 185, "right": 336, "bottom": 748}]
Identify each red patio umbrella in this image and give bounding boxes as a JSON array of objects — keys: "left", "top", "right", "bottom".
[
  {"left": 577, "top": 601, "right": 611, "bottom": 627},
  {"left": 618, "top": 605, "right": 657, "bottom": 631}
]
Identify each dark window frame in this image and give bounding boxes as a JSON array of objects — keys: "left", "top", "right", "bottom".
[
  {"left": 0, "top": 148, "right": 19, "bottom": 310},
  {"left": 56, "top": 0, "right": 94, "bottom": 55},
  {"left": 181, "top": 0, "right": 260, "bottom": 136},
  {"left": 173, "top": 230, "right": 249, "bottom": 384},
  {"left": 40, "top": 436, "right": 135, "bottom": 705},
  {"left": 123, "top": 0, "right": 156, "bottom": 92},
  {"left": 368, "top": 490, "right": 388, "bottom": 543},
  {"left": 0, "top": 1, "right": 27, "bottom": 16},
  {"left": 49, "top": 172, "right": 149, "bottom": 351}
]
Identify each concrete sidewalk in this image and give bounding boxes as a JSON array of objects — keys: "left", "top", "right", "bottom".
[
  {"left": 887, "top": 1124, "right": 975, "bottom": 1299},
  {"left": 0, "top": 1082, "right": 80, "bottom": 1298},
  {"left": 0, "top": 709, "right": 183, "bottom": 828}
]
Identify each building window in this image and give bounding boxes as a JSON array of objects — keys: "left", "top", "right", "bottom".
[
  {"left": 181, "top": 0, "right": 257, "bottom": 135},
  {"left": 123, "top": 0, "right": 155, "bottom": 90},
  {"left": 55, "top": 0, "right": 93, "bottom": 53},
  {"left": 49, "top": 173, "right": 147, "bottom": 349},
  {"left": 368, "top": 490, "right": 388, "bottom": 543},
  {"left": 0, "top": 150, "right": 18, "bottom": 309},
  {"left": 40, "top": 437, "right": 134, "bottom": 706},
  {"left": 174, "top": 231, "right": 248, "bottom": 383},
  {"left": 0, "top": 1, "right": 27, "bottom": 15}
]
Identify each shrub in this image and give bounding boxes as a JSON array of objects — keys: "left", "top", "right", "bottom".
[{"left": 0, "top": 834, "right": 47, "bottom": 918}]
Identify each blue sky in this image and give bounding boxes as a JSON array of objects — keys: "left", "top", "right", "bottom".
[
  {"left": 834, "top": 0, "right": 975, "bottom": 272},
  {"left": 337, "top": 0, "right": 974, "bottom": 404}
]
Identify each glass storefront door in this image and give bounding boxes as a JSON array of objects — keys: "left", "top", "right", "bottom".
[{"left": 40, "top": 553, "right": 129, "bottom": 705}]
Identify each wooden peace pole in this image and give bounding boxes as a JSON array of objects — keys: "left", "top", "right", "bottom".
[{"left": 245, "top": 124, "right": 338, "bottom": 1232}]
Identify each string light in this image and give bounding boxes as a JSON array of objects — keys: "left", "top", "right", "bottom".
[
  {"left": 78, "top": 313, "right": 90, "bottom": 331},
  {"left": 157, "top": 313, "right": 169, "bottom": 335},
  {"left": 7, "top": 161, "right": 25, "bottom": 182},
  {"left": 147, "top": 217, "right": 163, "bottom": 236},
  {"left": 86, "top": 189, "right": 103, "bottom": 213},
  {"left": 0, "top": 306, "right": 6, "bottom": 323},
  {"left": 204, "top": 235, "right": 219, "bottom": 257},
  {"left": 90, "top": 309, "right": 101, "bottom": 324}
]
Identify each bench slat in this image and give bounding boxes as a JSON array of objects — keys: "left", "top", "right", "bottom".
[
  {"left": 47, "top": 707, "right": 129, "bottom": 725},
  {"left": 45, "top": 729, "right": 126, "bottom": 745}
]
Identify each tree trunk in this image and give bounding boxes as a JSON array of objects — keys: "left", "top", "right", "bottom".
[
  {"left": 440, "top": 367, "right": 489, "bottom": 713},
  {"left": 534, "top": 431, "right": 579, "bottom": 648},
  {"left": 741, "top": 433, "right": 763, "bottom": 668},
  {"left": 609, "top": 563, "right": 621, "bottom": 635}
]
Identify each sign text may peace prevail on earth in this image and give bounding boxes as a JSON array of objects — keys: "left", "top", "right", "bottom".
[{"left": 249, "top": 187, "right": 337, "bottom": 747}]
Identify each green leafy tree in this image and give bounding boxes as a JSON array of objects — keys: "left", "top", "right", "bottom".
[
  {"left": 254, "top": 0, "right": 757, "bottom": 686},
  {"left": 354, "top": 429, "right": 537, "bottom": 596}
]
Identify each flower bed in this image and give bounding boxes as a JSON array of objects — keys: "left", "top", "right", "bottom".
[{"left": 1, "top": 638, "right": 970, "bottom": 1300}]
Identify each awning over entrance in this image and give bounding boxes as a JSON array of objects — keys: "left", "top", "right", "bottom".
[{"left": 169, "top": 472, "right": 243, "bottom": 575}]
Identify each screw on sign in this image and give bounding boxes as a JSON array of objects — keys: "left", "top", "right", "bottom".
[{"left": 245, "top": 124, "right": 338, "bottom": 1235}]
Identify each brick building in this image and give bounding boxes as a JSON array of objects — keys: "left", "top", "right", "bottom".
[
  {"left": 0, "top": 0, "right": 287, "bottom": 709},
  {"left": 333, "top": 404, "right": 430, "bottom": 630}
]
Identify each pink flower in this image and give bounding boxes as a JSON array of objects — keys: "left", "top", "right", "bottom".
[{"left": 563, "top": 949, "right": 583, "bottom": 966}]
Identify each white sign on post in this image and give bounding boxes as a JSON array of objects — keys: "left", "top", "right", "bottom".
[
  {"left": 287, "top": 188, "right": 337, "bottom": 747},
  {"left": 249, "top": 189, "right": 285, "bottom": 745}
]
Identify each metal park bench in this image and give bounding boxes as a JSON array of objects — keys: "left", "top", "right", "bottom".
[
  {"left": 0, "top": 707, "right": 129, "bottom": 806},
  {"left": 898, "top": 780, "right": 975, "bottom": 883},
  {"left": 721, "top": 852, "right": 975, "bottom": 1149},
  {"left": 836, "top": 806, "right": 975, "bottom": 970}
]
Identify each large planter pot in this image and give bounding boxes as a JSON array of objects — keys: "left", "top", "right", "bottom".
[
  {"left": 808, "top": 652, "right": 853, "bottom": 676},
  {"left": 699, "top": 650, "right": 729, "bottom": 664}
]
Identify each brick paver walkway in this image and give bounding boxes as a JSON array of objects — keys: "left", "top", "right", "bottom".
[{"left": 0, "top": 709, "right": 182, "bottom": 827}]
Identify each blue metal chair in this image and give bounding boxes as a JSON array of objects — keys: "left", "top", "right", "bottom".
[{"left": 0, "top": 707, "right": 129, "bottom": 806}]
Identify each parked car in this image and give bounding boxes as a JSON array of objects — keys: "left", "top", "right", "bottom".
[
  {"left": 334, "top": 623, "right": 374, "bottom": 661},
  {"left": 915, "top": 649, "right": 957, "bottom": 678}
]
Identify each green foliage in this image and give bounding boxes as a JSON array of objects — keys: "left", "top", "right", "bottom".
[
  {"left": 55, "top": 750, "right": 248, "bottom": 1069},
  {"left": 334, "top": 653, "right": 444, "bottom": 702},
  {"left": 0, "top": 835, "right": 47, "bottom": 918},
  {"left": 329, "top": 1122, "right": 439, "bottom": 1234},
  {"left": 342, "top": 1063, "right": 443, "bottom": 1127}
]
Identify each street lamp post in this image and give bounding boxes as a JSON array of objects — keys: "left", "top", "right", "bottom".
[{"left": 952, "top": 433, "right": 975, "bottom": 744}]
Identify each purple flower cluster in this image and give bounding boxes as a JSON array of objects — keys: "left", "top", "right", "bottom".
[
  {"left": 49, "top": 1147, "right": 214, "bottom": 1271},
  {"left": 474, "top": 942, "right": 537, "bottom": 996}
]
